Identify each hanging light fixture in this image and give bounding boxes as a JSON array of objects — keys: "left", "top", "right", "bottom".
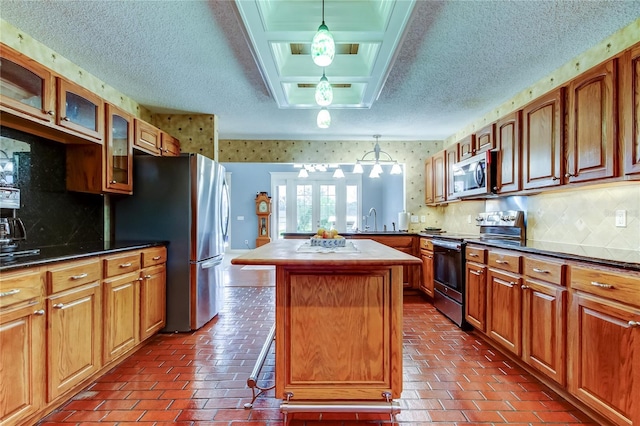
[
  {"left": 332, "top": 167, "right": 345, "bottom": 178},
  {"left": 298, "top": 168, "right": 309, "bottom": 178},
  {"left": 317, "top": 108, "right": 331, "bottom": 128},
  {"left": 311, "top": 0, "right": 335, "bottom": 67},
  {"left": 352, "top": 135, "right": 403, "bottom": 177},
  {"left": 315, "top": 70, "right": 333, "bottom": 106}
]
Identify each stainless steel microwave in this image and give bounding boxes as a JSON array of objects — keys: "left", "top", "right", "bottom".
[{"left": 451, "top": 150, "right": 497, "bottom": 198}]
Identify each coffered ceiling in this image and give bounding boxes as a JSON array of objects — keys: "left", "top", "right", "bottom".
[{"left": 0, "top": 1, "right": 638, "bottom": 141}]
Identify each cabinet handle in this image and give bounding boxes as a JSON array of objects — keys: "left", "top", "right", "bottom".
[
  {"left": 0, "top": 289, "right": 20, "bottom": 297},
  {"left": 501, "top": 281, "right": 515, "bottom": 288},
  {"left": 34, "top": 309, "right": 45, "bottom": 315},
  {"left": 53, "top": 303, "right": 64, "bottom": 309},
  {"left": 552, "top": 176, "right": 560, "bottom": 181},
  {"left": 495, "top": 260, "right": 508, "bottom": 264},
  {"left": 468, "top": 253, "right": 478, "bottom": 257},
  {"left": 470, "top": 269, "right": 483, "bottom": 276},
  {"left": 532, "top": 268, "right": 549, "bottom": 274},
  {"left": 71, "top": 273, "right": 88, "bottom": 280},
  {"left": 62, "top": 116, "right": 71, "bottom": 121},
  {"left": 629, "top": 321, "right": 640, "bottom": 328},
  {"left": 119, "top": 262, "right": 132, "bottom": 268},
  {"left": 590, "top": 281, "right": 614, "bottom": 289},
  {"left": 152, "top": 256, "right": 161, "bottom": 260},
  {"left": 521, "top": 285, "right": 530, "bottom": 290}
]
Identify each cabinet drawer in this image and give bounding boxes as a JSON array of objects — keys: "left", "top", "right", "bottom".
[
  {"left": 47, "top": 259, "right": 101, "bottom": 294},
  {"left": 103, "top": 252, "right": 141, "bottom": 278},
  {"left": 524, "top": 257, "right": 566, "bottom": 286},
  {"left": 420, "top": 238, "right": 433, "bottom": 250},
  {"left": 0, "top": 268, "right": 43, "bottom": 308},
  {"left": 488, "top": 250, "right": 521, "bottom": 274},
  {"left": 570, "top": 264, "right": 640, "bottom": 307},
  {"left": 141, "top": 246, "right": 167, "bottom": 268},
  {"left": 466, "top": 246, "right": 486, "bottom": 263}
]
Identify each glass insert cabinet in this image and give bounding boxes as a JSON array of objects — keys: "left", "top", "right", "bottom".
[{"left": 105, "top": 103, "right": 133, "bottom": 192}]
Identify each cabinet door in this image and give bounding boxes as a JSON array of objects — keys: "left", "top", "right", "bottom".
[
  {"left": 140, "top": 264, "right": 166, "bottom": 340},
  {"left": 424, "top": 157, "right": 434, "bottom": 205},
  {"left": 160, "top": 132, "right": 180, "bottom": 156},
  {"left": 445, "top": 145, "right": 459, "bottom": 200},
  {"left": 0, "top": 45, "right": 55, "bottom": 123},
  {"left": 475, "top": 123, "right": 496, "bottom": 154},
  {"left": 566, "top": 59, "right": 617, "bottom": 182},
  {"left": 487, "top": 268, "right": 522, "bottom": 356},
  {"left": 522, "top": 279, "right": 567, "bottom": 386},
  {"left": 419, "top": 249, "right": 434, "bottom": 297},
  {"left": 496, "top": 111, "right": 521, "bottom": 193},
  {"left": 47, "top": 283, "right": 101, "bottom": 402},
  {"left": 522, "top": 88, "right": 564, "bottom": 189},
  {"left": 433, "top": 150, "right": 446, "bottom": 203},
  {"left": 569, "top": 292, "right": 637, "bottom": 426},
  {"left": 0, "top": 302, "right": 45, "bottom": 425},
  {"left": 621, "top": 45, "right": 640, "bottom": 176},
  {"left": 134, "top": 119, "right": 161, "bottom": 155},
  {"left": 465, "top": 262, "right": 486, "bottom": 332},
  {"left": 459, "top": 135, "right": 476, "bottom": 160},
  {"left": 103, "top": 272, "right": 140, "bottom": 363},
  {"left": 56, "top": 78, "right": 104, "bottom": 143},
  {"left": 105, "top": 103, "right": 133, "bottom": 193}
]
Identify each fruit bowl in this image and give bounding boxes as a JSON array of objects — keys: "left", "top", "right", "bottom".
[{"left": 310, "top": 236, "right": 346, "bottom": 248}]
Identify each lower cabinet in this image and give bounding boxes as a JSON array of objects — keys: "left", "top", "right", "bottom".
[
  {"left": 140, "top": 263, "right": 166, "bottom": 339},
  {"left": 465, "top": 261, "right": 487, "bottom": 332},
  {"left": 487, "top": 267, "right": 523, "bottom": 356},
  {"left": 350, "top": 235, "right": 418, "bottom": 288},
  {"left": 103, "top": 272, "right": 140, "bottom": 363},
  {"left": 419, "top": 238, "right": 434, "bottom": 297}
]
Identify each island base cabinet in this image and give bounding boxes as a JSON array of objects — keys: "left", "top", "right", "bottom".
[
  {"left": 275, "top": 266, "right": 402, "bottom": 401},
  {"left": 569, "top": 292, "right": 638, "bottom": 426},
  {"left": 46, "top": 283, "right": 102, "bottom": 402},
  {"left": 0, "top": 302, "right": 45, "bottom": 426}
]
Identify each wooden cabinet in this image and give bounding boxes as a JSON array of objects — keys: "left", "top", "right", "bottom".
[
  {"left": 134, "top": 118, "right": 161, "bottom": 155},
  {"left": 522, "top": 88, "right": 565, "bottom": 190},
  {"left": 432, "top": 150, "right": 446, "bottom": 203},
  {"left": 621, "top": 44, "right": 640, "bottom": 176},
  {"left": 459, "top": 134, "right": 476, "bottom": 160},
  {"left": 464, "top": 246, "right": 487, "bottom": 332},
  {"left": 568, "top": 264, "right": 640, "bottom": 426},
  {"left": 475, "top": 123, "right": 496, "bottom": 154},
  {"left": 56, "top": 78, "right": 104, "bottom": 143},
  {"left": 486, "top": 250, "right": 523, "bottom": 356},
  {"left": 350, "top": 235, "right": 418, "bottom": 289},
  {"left": 495, "top": 111, "right": 521, "bottom": 193},
  {"left": 102, "top": 271, "right": 140, "bottom": 363},
  {"left": 140, "top": 246, "right": 167, "bottom": 339},
  {"left": 445, "top": 144, "right": 459, "bottom": 200},
  {"left": 160, "top": 131, "right": 180, "bottom": 156},
  {"left": 0, "top": 268, "right": 46, "bottom": 426},
  {"left": 419, "top": 238, "right": 434, "bottom": 297},
  {"left": 566, "top": 59, "right": 618, "bottom": 182},
  {"left": 0, "top": 44, "right": 55, "bottom": 124},
  {"left": 45, "top": 258, "right": 102, "bottom": 402},
  {"left": 522, "top": 257, "right": 567, "bottom": 386},
  {"left": 104, "top": 103, "right": 133, "bottom": 193},
  {"left": 424, "top": 157, "right": 434, "bottom": 205}
]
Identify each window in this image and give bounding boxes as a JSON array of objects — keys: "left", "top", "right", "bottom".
[{"left": 271, "top": 172, "right": 362, "bottom": 237}]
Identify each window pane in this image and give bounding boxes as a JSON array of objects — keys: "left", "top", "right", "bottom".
[
  {"left": 319, "top": 184, "right": 336, "bottom": 229},
  {"left": 346, "top": 184, "right": 358, "bottom": 231},
  {"left": 277, "top": 184, "right": 286, "bottom": 239},
  {"left": 296, "top": 184, "right": 312, "bottom": 232}
]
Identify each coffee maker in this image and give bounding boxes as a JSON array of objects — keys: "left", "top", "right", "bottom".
[{"left": 0, "top": 187, "right": 27, "bottom": 252}]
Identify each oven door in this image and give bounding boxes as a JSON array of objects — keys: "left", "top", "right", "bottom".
[{"left": 432, "top": 239, "right": 463, "bottom": 293}]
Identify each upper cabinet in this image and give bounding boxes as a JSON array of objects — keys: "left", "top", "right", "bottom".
[
  {"left": 475, "top": 123, "right": 496, "bottom": 155},
  {"left": 0, "top": 46, "right": 55, "bottom": 124},
  {"left": 134, "top": 119, "right": 161, "bottom": 155},
  {"left": 160, "top": 132, "right": 180, "bottom": 156},
  {"left": 459, "top": 134, "right": 476, "bottom": 160},
  {"left": 522, "top": 88, "right": 565, "bottom": 190},
  {"left": 621, "top": 45, "right": 640, "bottom": 177},
  {"left": 424, "top": 157, "right": 434, "bottom": 205},
  {"left": 566, "top": 59, "right": 617, "bottom": 183},
  {"left": 432, "top": 150, "right": 446, "bottom": 204},
  {"left": 105, "top": 104, "right": 133, "bottom": 193},
  {"left": 445, "top": 144, "right": 459, "bottom": 200},
  {"left": 495, "top": 111, "right": 521, "bottom": 194},
  {"left": 56, "top": 78, "right": 104, "bottom": 143}
]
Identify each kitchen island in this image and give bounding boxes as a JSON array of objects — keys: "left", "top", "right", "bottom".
[{"left": 231, "top": 238, "right": 421, "bottom": 418}]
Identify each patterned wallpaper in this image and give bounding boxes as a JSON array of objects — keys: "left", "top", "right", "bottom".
[{"left": 150, "top": 114, "right": 218, "bottom": 160}]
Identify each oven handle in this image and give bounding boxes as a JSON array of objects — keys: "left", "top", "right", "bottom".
[{"left": 431, "top": 240, "right": 462, "bottom": 251}]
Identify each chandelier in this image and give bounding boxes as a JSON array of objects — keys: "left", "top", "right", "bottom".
[
  {"left": 352, "top": 135, "right": 402, "bottom": 178},
  {"left": 317, "top": 107, "right": 331, "bottom": 128},
  {"left": 310, "top": 0, "right": 335, "bottom": 67},
  {"left": 315, "top": 70, "right": 333, "bottom": 106}
]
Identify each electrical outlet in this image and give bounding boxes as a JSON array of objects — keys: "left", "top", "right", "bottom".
[
  {"left": 410, "top": 215, "right": 419, "bottom": 223},
  {"left": 615, "top": 210, "right": 626, "bottom": 227},
  {"left": 467, "top": 215, "right": 471, "bottom": 224},
  {"left": 244, "top": 239, "right": 249, "bottom": 247},
  {"left": 420, "top": 215, "right": 426, "bottom": 223},
  {"left": 237, "top": 215, "right": 244, "bottom": 221}
]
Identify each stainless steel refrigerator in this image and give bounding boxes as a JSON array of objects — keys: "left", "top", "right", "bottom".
[{"left": 114, "top": 153, "right": 229, "bottom": 332}]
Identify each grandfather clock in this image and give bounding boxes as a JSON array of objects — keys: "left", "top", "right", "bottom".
[{"left": 255, "top": 192, "right": 272, "bottom": 247}]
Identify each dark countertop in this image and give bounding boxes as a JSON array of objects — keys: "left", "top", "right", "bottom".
[{"left": 0, "top": 240, "right": 167, "bottom": 272}]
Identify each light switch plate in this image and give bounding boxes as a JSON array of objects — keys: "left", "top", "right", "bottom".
[
  {"left": 420, "top": 215, "right": 426, "bottom": 223},
  {"left": 237, "top": 216, "right": 245, "bottom": 221},
  {"left": 615, "top": 210, "right": 626, "bottom": 227},
  {"left": 410, "top": 215, "right": 419, "bottom": 223}
]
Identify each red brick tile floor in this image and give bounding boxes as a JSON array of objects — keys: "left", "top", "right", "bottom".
[{"left": 38, "top": 264, "right": 598, "bottom": 426}]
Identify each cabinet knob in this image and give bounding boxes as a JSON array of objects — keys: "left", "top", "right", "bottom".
[
  {"left": 46, "top": 110, "right": 55, "bottom": 116},
  {"left": 62, "top": 116, "right": 71, "bottom": 121},
  {"left": 34, "top": 309, "right": 45, "bottom": 316},
  {"left": 138, "top": 277, "right": 144, "bottom": 281},
  {"left": 629, "top": 321, "right": 640, "bottom": 328},
  {"left": 552, "top": 176, "right": 560, "bottom": 181},
  {"left": 53, "top": 303, "right": 64, "bottom": 309},
  {"left": 144, "top": 275, "right": 152, "bottom": 279},
  {"left": 110, "top": 180, "right": 117, "bottom": 184},
  {"left": 521, "top": 285, "right": 530, "bottom": 290},
  {"left": 565, "top": 173, "right": 576, "bottom": 178}
]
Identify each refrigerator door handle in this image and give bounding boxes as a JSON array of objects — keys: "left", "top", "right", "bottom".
[{"left": 201, "top": 257, "right": 223, "bottom": 269}]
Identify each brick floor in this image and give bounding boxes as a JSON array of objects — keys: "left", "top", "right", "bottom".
[{"left": 37, "top": 265, "right": 598, "bottom": 425}]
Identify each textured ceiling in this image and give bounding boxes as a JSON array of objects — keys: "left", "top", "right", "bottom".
[{"left": 1, "top": 1, "right": 639, "bottom": 141}]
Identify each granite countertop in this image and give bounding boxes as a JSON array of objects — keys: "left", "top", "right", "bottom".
[{"left": 0, "top": 240, "right": 167, "bottom": 272}]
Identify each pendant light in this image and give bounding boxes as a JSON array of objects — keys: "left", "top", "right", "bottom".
[
  {"left": 311, "top": 0, "right": 335, "bottom": 67},
  {"left": 317, "top": 108, "right": 331, "bottom": 128},
  {"left": 315, "top": 70, "right": 333, "bottom": 106}
]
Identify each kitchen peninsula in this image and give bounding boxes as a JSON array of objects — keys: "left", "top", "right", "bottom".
[{"left": 231, "top": 238, "right": 421, "bottom": 417}]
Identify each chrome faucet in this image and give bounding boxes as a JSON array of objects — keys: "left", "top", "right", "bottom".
[{"left": 368, "top": 207, "right": 377, "bottom": 231}]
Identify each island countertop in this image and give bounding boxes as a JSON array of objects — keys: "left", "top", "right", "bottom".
[{"left": 231, "top": 238, "right": 422, "bottom": 267}]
